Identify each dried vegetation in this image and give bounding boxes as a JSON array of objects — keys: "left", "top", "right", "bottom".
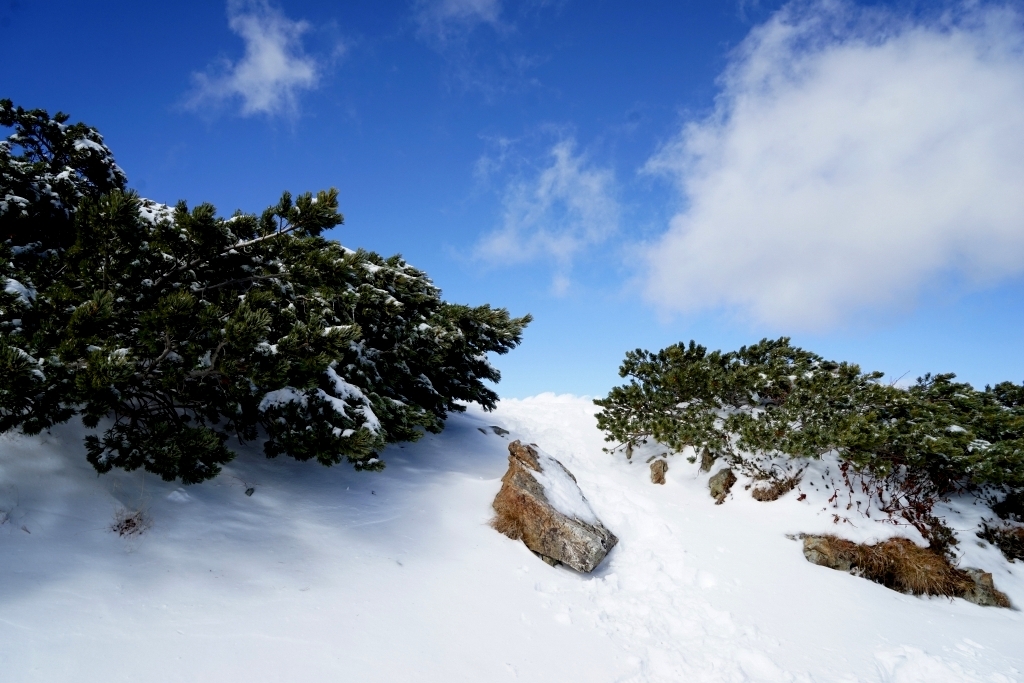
[
  {"left": 751, "top": 471, "right": 802, "bottom": 502},
  {"left": 111, "top": 507, "right": 151, "bottom": 538},
  {"left": 491, "top": 509, "right": 527, "bottom": 541},
  {"left": 803, "top": 534, "right": 1010, "bottom": 607},
  {"left": 977, "top": 490, "right": 1024, "bottom": 562},
  {"left": 978, "top": 523, "right": 1024, "bottom": 562}
]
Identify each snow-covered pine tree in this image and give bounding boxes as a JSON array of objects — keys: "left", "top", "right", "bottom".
[
  {"left": 1, "top": 100, "right": 530, "bottom": 483},
  {"left": 595, "top": 338, "right": 1024, "bottom": 550}
]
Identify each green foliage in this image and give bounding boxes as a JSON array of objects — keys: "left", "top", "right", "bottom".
[
  {"left": 1, "top": 103, "right": 530, "bottom": 484},
  {"left": 0, "top": 99, "right": 126, "bottom": 249},
  {"left": 596, "top": 338, "right": 1024, "bottom": 543}
]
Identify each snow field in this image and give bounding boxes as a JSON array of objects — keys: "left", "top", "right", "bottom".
[{"left": 0, "top": 393, "right": 1021, "bottom": 682}]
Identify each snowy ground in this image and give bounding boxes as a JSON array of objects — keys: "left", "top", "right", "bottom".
[{"left": 1, "top": 394, "right": 1022, "bottom": 682}]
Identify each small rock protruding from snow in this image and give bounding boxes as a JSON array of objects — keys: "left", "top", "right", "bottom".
[
  {"left": 698, "top": 448, "right": 716, "bottom": 473},
  {"left": 803, "top": 535, "right": 852, "bottom": 571},
  {"left": 650, "top": 459, "right": 668, "bottom": 485},
  {"left": 709, "top": 468, "right": 736, "bottom": 504},
  {"left": 962, "top": 569, "right": 1011, "bottom": 608},
  {"left": 492, "top": 440, "right": 617, "bottom": 573}
]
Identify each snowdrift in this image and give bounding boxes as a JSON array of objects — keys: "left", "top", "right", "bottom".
[{"left": 1, "top": 394, "right": 1022, "bottom": 682}]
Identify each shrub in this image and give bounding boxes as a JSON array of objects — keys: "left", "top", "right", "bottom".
[
  {"left": 979, "top": 490, "right": 1024, "bottom": 561},
  {"left": 978, "top": 523, "right": 1024, "bottom": 562},
  {"left": 595, "top": 338, "right": 1024, "bottom": 549},
  {"left": 1, "top": 101, "right": 530, "bottom": 483}
]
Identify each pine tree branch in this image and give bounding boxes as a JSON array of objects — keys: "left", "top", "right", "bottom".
[
  {"left": 141, "top": 331, "right": 175, "bottom": 378},
  {"left": 200, "top": 273, "right": 289, "bottom": 293},
  {"left": 188, "top": 339, "right": 228, "bottom": 379},
  {"left": 150, "top": 222, "right": 297, "bottom": 289}
]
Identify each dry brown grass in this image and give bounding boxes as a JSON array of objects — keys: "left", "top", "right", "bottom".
[
  {"left": 751, "top": 472, "right": 801, "bottom": 502},
  {"left": 804, "top": 535, "right": 1010, "bottom": 606},
  {"left": 491, "top": 510, "right": 526, "bottom": 541},
  {"left": 111, "top": 507, "right": 151, "bottom": 538},
  {"left": 492, "top": 475, "right": 538, "bottom": 542}
]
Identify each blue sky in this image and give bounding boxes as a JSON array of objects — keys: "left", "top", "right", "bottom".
[{"left": 4, "top": 0, "right": 1024, "bottom": 398}]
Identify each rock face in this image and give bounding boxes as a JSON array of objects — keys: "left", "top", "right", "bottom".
[
  {"left": 709, "top": 468, "right": 736, "bottom": 504},
  {"left": 650, "top": 459, "right": 668, "bottom": 485},
  {"left": 492, "top": 440, "right": 618, "bottom": 572}
]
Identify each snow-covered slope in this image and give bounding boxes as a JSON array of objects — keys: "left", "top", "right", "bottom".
[{"left": 1, "top": 394, "right": 1021, "bottom": 682}]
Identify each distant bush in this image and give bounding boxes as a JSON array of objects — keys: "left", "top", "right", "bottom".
[
  {"left": 1, "top": 100, "right": 530, "bottom": 483},
  {"left": 595, "top": 338, "right": 1024, "bottom": 550}
]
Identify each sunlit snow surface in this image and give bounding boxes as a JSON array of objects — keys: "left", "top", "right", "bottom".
[
  {"left": 527, "top": 446, "right": 599, "bottom": 525},
  {"left": 0, "top": 394, "right": 1022, "bottom": 682}
]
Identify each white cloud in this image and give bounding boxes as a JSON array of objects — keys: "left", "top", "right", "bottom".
[
  {"left": 476, "top": 140, "right": 619, "bottom": 281},
  {"left": 188, "top": 0, "right": 321, "bottom": 117},
  {"left": 644, "top": 1, "right": 1024, "bottom": 329},
  {"left": 415, "top": 0, "right": 503, "bottom": 42}
]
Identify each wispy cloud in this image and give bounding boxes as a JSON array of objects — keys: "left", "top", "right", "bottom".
[
  {"left": 644, "top": 1, "right": 1024, "bottom": 329},
  {"left": 476, "top": 139, "right": 619, "bottom": 292},
  {"left": 412, "top": 0, "right": 555, "bottom": 100},
  {"left": 414, "top": 0, "right": 504, "bottom": 43},
  {"left": 187, "top": 0, "right": 324, "bottom": 117}
]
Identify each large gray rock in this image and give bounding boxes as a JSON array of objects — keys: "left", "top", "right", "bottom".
[{"left": 492, "top": 440, "right": 617, "bottom": 572}]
